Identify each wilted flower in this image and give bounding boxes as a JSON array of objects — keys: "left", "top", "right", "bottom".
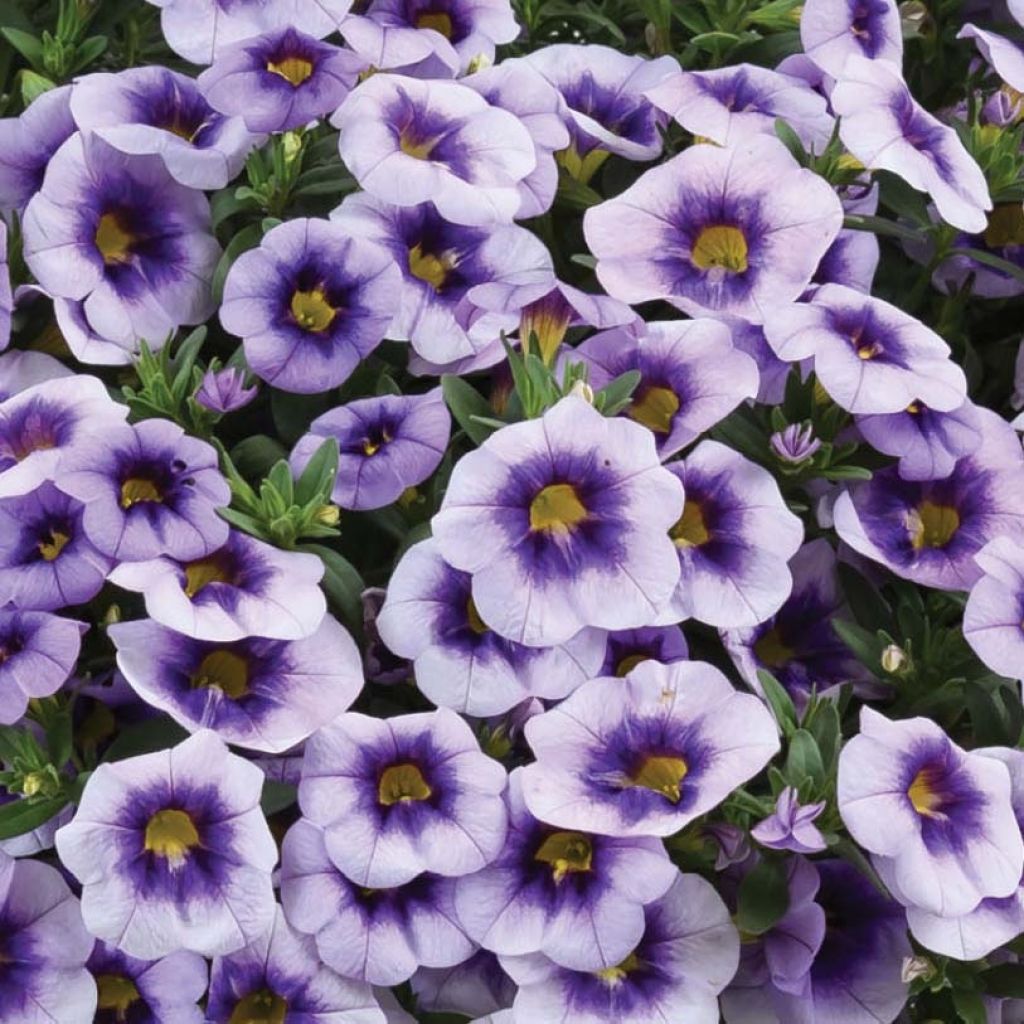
[
  {"left": 752, "top": 787, "right": 828, "bottom": 854},
  {"left": 770, "top": 423, "right": 822, "bottom": 465},
  {"left": 194, "top": 367, "right": 258, "bottom": 414}
]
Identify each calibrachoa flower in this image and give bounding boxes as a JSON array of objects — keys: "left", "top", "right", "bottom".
[
  {"left": 220, "top": 217, "right": 399, "bottom": 394},
  {"left": 108, "top": 529, "right": 327, "bottom": 641},
  {"left": 341, "top": 0, "right": 520, "bottom": 77},
  {"left": 833, "top": 407, "right": 1024, "bottom": 590},
  {"left": 0, "top": 851, "right": 97, "bottom": 1024},
  {"left": 454, "top": 769, "right": 679, "bottom": 970},
  {"left": 290, "top": 389, "right": 451, "bottom": 511},
  {"left": 206, "top": 907, "right": 384, "bottom": 1024},
  {"left": 799, "top": 0, "right": 903, "bottom": 78},
  {"left": 0, "top": 610, "right": 85, "bottom": 724},
  {"left": 598, "top": 625, "right": 688, "bottom": 677},
  {"left": 377, "top": 538, "right": 605, "bottom": 716},
  {"left": 520, "top": 660, "right": 779, "bottom": 837},
  {"left": 22, "top": 132, "right": 220, "bottom": 351},
  {"left": 87, "top": 941, "right": 208, "bottom": 1023},
  {"left": 412, "top": 952, "right": 516, "bottom": 1019},
  {"left": 814, "top": 182, "right": 881, "bottom": 293},
  {"left": 500, "top": 872, "right": 739, "bottom": 1024},
  {"left": 0, "top": 221, "right": 10, "bottom": 353},
  {"left": 751, "top": 787, "right": 827, "bottom": 854},
  {"left": 770, "top": 423, "right": 822, "bottom": 465},
  {"left": 645, "top": 63, "right": 835, "bottom": 149},
  {"left": 584, "top": 136, "right": 843, "bottom": 322},
  {"left": 964, "top": 537, "right": 1024, "bottom": 678},
  {"left": 281, "top": 819, "right": 475, "bottom": 985},
  {"left": 838, "top": 707, "right": 1024, "bottom": 916},
  {"left": 110, "top": 613, "right": 363, "bottom": 753},
  {"left": 55, "top": 729, "right": 277, "bottom": 958},
  {"left": 764, "top": 284, "right": 967, "bottom": 415},
  {"left": 70, "top": 66, "right": 257, "bottom": 190},
  {"left": 959, "top": 24, "right": 1024, "bottom": 93},
  {"left": 574, "top": 319, "right": 759, "bottom": 460},
  {"left": 0, "top": 350, "right": 73, "bottom": 402},
  {"left": 521, "top": 45, "right": 678, "bottom": 179},
  {"left": 333, "top": 74, "right": 536, "bottom": 226},
  {"left": 298, "top": 708, "right": 508, "bottom": 887},
  {"left": 0, "top": 374, "right": 128, "bottom": 499},
  {"left": 198, "top": 28, "right": 365, "bottom": 133},
  {"left": 432, "top": 396, "right": 684, "bottom": 647},
  {"left": 655, "top": 440, "right": 804, "bottom": 629},
  {"left": 56, "top": 419, "right": 230, "bottom": 562},
  {"left": 0, "top": 483, "right": 113, "bottom": 611},
  {"left": 194, "top": 367, "right": 258, "bottom": 414},
  {"left": 330, "top": 193, "right": 555, "bottom": 365},
  {"left": 832, "top": 56, "right": 992, "bottom": 233}
]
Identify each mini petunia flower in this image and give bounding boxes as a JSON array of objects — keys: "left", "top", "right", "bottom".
[
  {"left": 770, "top": 423, "right": 822, "bottom": 465},
  {"left": 645, "top": 63, "right": 834, "bottom": 150},
  {"left": 764, "top": 284, "right": 967, "bottom": 415},
  {"left": 411, "top": 951, "right": 516, "bottom": 1020},
  {"left": 585, "top": 135, "right": 843, "bottom": 323},
  {"left": 856, "top": 398, "right": 983, "bottom": 481},
  {"left": 0, "top": 610, "right": 85, "bottom": 725},
  {"left": 70, "top": 66, "right": 258, "bottom": 190},
  {"left": 341, "top": 0, "right": 520, "bottom": 77},
  {"left": 108, "top": 529, "right": 327, "bottom": 641},
  {"left": 833, "top": 407, "right": 1024, "bottom": 590},
  {"left": 298, "top": 708, "right": 508, "bottom": 887},
  {"left": 838, "top": 707, "right": 1024, "bottom": 916},
  {"left": 752, "top": 787, "right": 827, "bottom": 854},
  {"left": 23, "top": 133, "right": 221, "bottom": 351},
  {"left": 0, "top": 222, "right": 10, "bottom": 354},
  {"left": 500, "top": 872, "right": 739, "bottom": 1024},
  {"left": 333, "top": 74, "right": 536, "bottom": 226},
  {"left": 813, "top": 180, "right": 881, "bottom": 293},
  {"left": 722, "top": 538, "right": 876, "bottom": 708},
  {"left": 455, "top": 768, "right": 679, "bottom": 971},
  {"left": 281, "top": 819, "right": 476, "bottom": 985},
  {"left": 198, "top": 28, "right": 365, "bottom": 133},
  {"left": 432, "top": 396, "right": 684, "bottom": 647},
  {"left": 832, "top": 56, "right": 992, "bottom": 233},
  {"left": 220, "top": 217, "right": 398, "bottom": 394},
  {"left": 55, "top": 729, "right": 277, "bottom": 959},
  {"left": 574, "top": 319, "right": 759, "bottom": 460},
  {"left": 194, "top": 367, "right": 258, "bottom": 414},
  {"left": 964, "top": 537, "right": 1024, "bottom": 678},
  {"left": 0, "top": 374, "right": 128, "bottom": 499},
  {"left": 56, "top": 419, "right": 230, "bottom": 563},
  {"left": 799, "top": 0, "right": 902, "bottom": 78},
  {"left": 521, "top": 45, "right": 678, "bottom": 178},
  {"left": 929, "top": 206, "right": 1024, "bottom": 299},
  {"left": 149, "top": 0, "right": 353, "bottom": 65},
  {"left": 53, "top": 293, "right": 141, "bottom": 366},
  {"left": 0, "top": 851, "right": 97, "bottom": 1023},
  {"left": 0, "top": 84, "right": 76, "bottom": 214},
  {"left": 598, "top": 625, "right": 687, "bottom": 678},
  {"left": 959, "top": 24, "right": 1024, "bottom": 93},
  {"left": 520, "top": 659, "right": 779, "bottom": 838},
  {"left": 87, "top": 941, "right": 208, "bottom": 1023},
  {"left": 330, "top": 193, "right": 555, "bottom": 365},
  {"left": 655, "top": 440, "right": 804, "bottom": 629},
  {"left": 730, "top": 320, "right": 793, "bottom": 405},
  {"left": 377, "top": 538, "right": 605, "bottom": 716},
  {"left": 0, "top": 483, "right": 113, "bottom": 611},
  {"left": 0, "top": 350, "right": 73, "bottom": 403},
  {"left": 110, "top": 613, "right": 363, "bottom": 753},
  {"left": 290, "top": 389, "right": 451, "bottom": 511},
  {"left": 206, "top": 906, "right": 384, "bottom": 1024}
]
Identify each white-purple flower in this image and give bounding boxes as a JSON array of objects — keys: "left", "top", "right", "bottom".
[
  {"left": 751, "top": 787, "right": 827, "bottom": 854},
  {"left": 800, "top": 0, "right": 902, "bottom": 78},
  {"left": 964, "top": 537, "right": 1024, "bottom": 679}
]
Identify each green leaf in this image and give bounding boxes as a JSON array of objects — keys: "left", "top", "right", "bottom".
[
  {"left": 836, "top": 563, "right": 891, "bottom": 632},
  {"left": 832, "top": 619, "right": 886, "bottom": 673},
  {"left": 785, "top": 729, "right": 825, "bottom": 789},
  {"left": 294, "top": 437, "right": 339, "bottom": 506},
  {"left": 735, "top": 858, "right": 790, "bottom": 935},
  {"left": 211, "top": 224, "right": 263, "bottom": 303},
  {"left": 211, "top": 188, "right": 258, "bottom": 231},
  {"left": 2, "top": 26, "right": 42, "bottom": 64},
  {"left": 442, "top": 375, "right": 502, "bottom": 445},
  {"left": 774, "top": 118, "right": 807, "bottom": 165},
  {"left": 594, "top": 369, "right": 641, "bottom": 417},
  {"left": 230, "top": 435, "right": 288, "bottom": 481},
  {"left": 842, "top": 213, "right": 923, "bottom": 244},
  {"left": 980, "top": 963, "right": 1024, "bottom": 999},
  {"left": 757, "top": 670, "right": 797, "bottom": 736},
  {"left": 102, "top": 717, "right": 189, "bottom": 763},
  {"left": 267, "top": 459, "right": 295, "bottom": 507},
  {"left": 805, "top": 700, "right": 842, "bottom": 772},
  {"left": 69, "top": 34, "right": 107, "bottom": 73},
  {"left": 261, "top": 780, "right": 297, "bottom": 816},
  {"left": 953, "top": 989, "right": 988, "bottom": 1024},
  {"left": 45, "top": 710, "right": 73, "bottom": 769},
  {"left": 948, "top": 246, "right": 1024, "bottom": 284},
  {"left": 0, "top": 796, "right": 67, "bottom": 840},
  {"left": 304, "top": 544, "right": 365, "bottom": 636}
]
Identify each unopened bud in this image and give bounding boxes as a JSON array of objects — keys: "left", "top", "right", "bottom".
[
  {"left": 102, "top": 603, "right": 122, "bottom": 626},
  {"left": 314, "top": 504, "right": 340, "bottom": 527},
  {"left": 900, "top": 956, "right": 935, "bottom": 984},
  {"left": 21, "top": 772, "right": 46, "bottom": 798},
  {"left": 881, "top": 644, "right": 908, "bottom": 674},
  {"left": 569, "top": 380, "right": 594, "bottom": 405}
]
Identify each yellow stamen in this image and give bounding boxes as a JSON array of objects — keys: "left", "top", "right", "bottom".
[
  {"left": 290, "top": 288, "right": 336, "bottom": 333},
  {"left": 229, "top": 989, "right": 288, "bottom": 1024},
  {"left": 466, "top": 597, "right": 489, "bottom": 635},
  {"left": 266, "top": 56, "right": 314, "bottom": 87},
  {"left": 627, "top": 386, "right": 680, "bottom": 434},
  {"left": 691, "top": 225, "right": 748, "bottom": 273},
  {"left": 595, "top": 952, "right": 642, "bottom": 986},
  {"left": 907, "top": 768, "right": 944, "bottom": 817},
  {"left": 191, "top": 649, "right": 249, "bottom": 700},
  {"left": 408, "top": 243, "right": 452, "bottom": 291},
  {"left": 37, "top": 530, "right": 70, "bottom": 562},
  {"left": 670, "top": 500, "right": 709, "bottom": 548},
  {"left": 119, "top": 477, "right": 163, "bottom": 509},
  {"left": 378, "top": 763, "right": 432, "bottom": 805},
  {"left": 908, "top": 501, "right": 960, "bottom": 550},
  {"left": 400, "top": 133, "right": 438, "bottom": 160},
  {"left": 183, "top": 556, "right": 232, "bottom": 598},
  {"left": 361, "top": 430, "right": 390, "bottom": 457},
  {"left": 95, "top": 213, "right": 135, "bottom": 265},
  {"left": 534, "top": 831, "right": 593, "bottom": 882},
  {"left": 631, "top": 755, "right": 688, "bottom": 803},
  {"left": 144, "top": 808, "right": 199, "bottom": 862},
  {"left": 529, "top": 483, "right": 588, "bottom": 533},
  {"left": 615, "top": 653, "right": 649, "bottom": 677},
  {"left": 754, "top": 627, "right": 795, "bottom": 668},
  {"left": 96, "top": 975, "right": 141, "bottom": 1016},
  {"left": 416, "top": 11, "right": 453, "bottom": 36}
]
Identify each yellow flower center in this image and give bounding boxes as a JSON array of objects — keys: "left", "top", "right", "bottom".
[
  {"left": 907, "top": 767, "right": 945, "bottom": 817},
  {"left": 408, "top": 243, "right": 453, "bottom": 291},
  {"left": 119, "top": 477, "right": 163, "bottom": 509},
  {"left": 144, "top": 808, "right": 199, "bottom": 862},
  {"left": 691, "top": 225, "right": 748, "bottom": 273},
  {"left": 37, "top": 529, "right": 70, "bottom": 562},
  {"left": 630, "top": 755, "right": 688, "bottom": 803},
  {"left": 229, "top": 989, "right": 288, "bottom": 1024},
  {"left": 266, "top": 57, "right": 314, "bottom": 87},
  {"left": 534, "top": 830, "right": 593, "bottom": 882},
  {"left": 183, "top": 556, "right": 233, "bottom": 598},
  {"left": 529, "top": 483, "right": 587, "bottom": 533},
  {"left": 290, "top": 288, "right": 336, "bottom": 333},
  {"left": 378, "top": 763, "right": 432, "bottom": 806},
  {"left": 627, "top": 386, "right": 680, "bottom": 435},
  {"left": 466, "top": 597, "right": 489, "bottom": 635},
  {"left": 361, "top": 430, "right": 391, "bottom": 457},
  {"left": 595, "top": 951, "right": 642, "bottom": 986},
  {"left": 615, "top": 653, "right": 649, "bottom": 677},
  {"left": 416, "top": 11, "right": 453, "bottom": 36},
  {"left": 95, "top": 212, "right": 135, "bottom": 265},
  {"left": 96, "top": 975, "right": 141, "bottom": 1016},
  {"left": 754, "top": 626, "right": 795, "bottom": 668},
  {"left": 191, "top": 649, "right": 250, "bottom": 700},
  {"left": 908, "top": 500, "right": 960, "bottom": 550},
  {"left": 670, "top": 500, "right": 709, "bottom": 548},
  {"left": 984, "top": 203, "right": 1024, "bottom": 248},
  {"left": 400, "top": 131, "right": 439, "bottom": 160}
]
